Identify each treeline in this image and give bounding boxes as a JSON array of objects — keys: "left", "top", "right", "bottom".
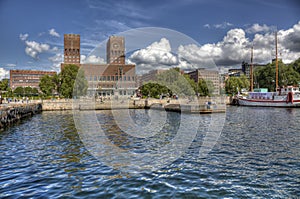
[
  {"left": 39, "top": 64, "right": 88, "bottom": 98},
  {"left": 0, "top": 64, "right": 88, "bottom": 99},
  {"left": 140, "top": 68, "right": 214, "bottom": 99},
  {"left": 225, "top": 57, "right": 300, "bottom": 95}
]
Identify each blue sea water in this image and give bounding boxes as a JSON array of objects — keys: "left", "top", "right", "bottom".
[{"left": 0, "top": 106, "right": 299, "bottom": 198}]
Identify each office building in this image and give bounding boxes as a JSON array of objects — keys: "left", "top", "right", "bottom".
[
  {"left": 188, "top": 68, "right": 220, "bottom": 95},
  {"left": 10, "top": 70, "right": 57, "bottom": 90}
]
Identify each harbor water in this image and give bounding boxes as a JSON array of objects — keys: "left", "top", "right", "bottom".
[{"left": 0, "top": 106, "right": 299, "bottom": 198}]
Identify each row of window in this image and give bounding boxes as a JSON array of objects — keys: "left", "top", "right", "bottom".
[
  {"left": 65, "top": 56, "right": 80, "bottom": 58},
  {"left": 88, "top": 75, "right": 135, "bottom": 82},
  {"left": 13, "top": 80, "right": 40, "bottom": 82},
  {"left": 110, "top": 50, "right": 124, "bottom": 56},
  {"left": 12, "top": 74, "right": 54, "bottom": 77}
]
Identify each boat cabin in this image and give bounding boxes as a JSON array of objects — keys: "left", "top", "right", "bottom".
[
  {"left": 248, "top": 91, "right": 276, "bottom": 100},
  {"left": 279, "top": 86, "right": 300, "bottom": 95}
]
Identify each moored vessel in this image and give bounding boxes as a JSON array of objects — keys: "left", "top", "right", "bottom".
[
  {"left": 237, "top": 32, "right": 300, "bottom": 107},
  {"left": 238, "top": 86, "right": 300, "bottom": 107}
]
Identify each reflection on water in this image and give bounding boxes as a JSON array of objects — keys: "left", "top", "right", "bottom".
[{"left": 0, "top": 107, "right": 299, "bottom": 198}]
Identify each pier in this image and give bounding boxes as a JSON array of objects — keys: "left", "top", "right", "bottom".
[
  {"left": 41, "top": 96, "right": 228, "bottom": 113},
  {"left": 0, "top": 103, "right": 42, "bottom": 130}
]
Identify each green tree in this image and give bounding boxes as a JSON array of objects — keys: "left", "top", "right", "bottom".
[
  {"left": 140, "top": 82, "right": 172, "bottom": 99},
  {"left": 60, "top": 64, "right": 88, "bottom": 98},
  {"left": 52, "top": 73, "right": 61, "bottom": 95},
  {"left": 291, "top": 57, "right": 300, "bottom": 74},
  {"left": 225, "top": 75, "right": 249, "bottom": 95},
  {"left": 32, "top": 88, "right": 39, "bottom": 96},
  {"left": 0, "top": 79, "right": 9, "bottom": 91},
  {"left": 254, "top": 60, "right": 300, "bottom": 91},
  {"left": 39, "top": 75, "right": 55, "bottom": 96},
  {"left": 24, "top": 86, "right": 33, "bottom": 96},
  {"left": 13, "top": 87, "right": 24, "bottom": 96},
  {"left": 73, "top": 68, "right": 88, "bottom": 97},
  {"left": 156, "top": 68, "right": 195, "bottom": 97},
  {"left": 197, "top": 79, "right": 214, "bottom": 96}
]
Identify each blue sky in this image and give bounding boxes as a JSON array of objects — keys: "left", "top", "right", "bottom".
[{"left": 0, "top": 0, "right": 299, "bottom": 77}]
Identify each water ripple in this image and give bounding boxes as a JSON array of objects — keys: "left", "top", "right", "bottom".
[{"left": 0, "top": 108, "right": 299, "bottom": 198}]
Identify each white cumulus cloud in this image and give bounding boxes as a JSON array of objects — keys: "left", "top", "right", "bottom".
[
  {"left": 129, "top": 38, "right": 183, "bottom": 74},
  {"left": 19, "top": 33, "right": 29, "bottom": 41},
  {"left": 178, "top": 28, "right": 250, "bottom": 67},
  {"left": 49, "top": 28, "right": 60, "bottom": 37},
  {"left": 203, "top": 22, "right": 233, "bottom": 29},
  {"left": 0, "top": 68, "right": 9, "bottom": 80},
  {"left": 48, "top": 53, "right": 63, "bottom": 71},
  {"left": 6, "top": 63, "right": 16, "bottom": 67},
  {"left": 246, "top": 23, "right": 274, "bottom": 34},
  {"left": 25, "top": 41, "right": 50, "bottom": 59},
  {"left": 81, "top": 55, "right": 105, "bottom": 64},
  {"left": 180, "top": 22, "right": 300, "bottom": 67}
]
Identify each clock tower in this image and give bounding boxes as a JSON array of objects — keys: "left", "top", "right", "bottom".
[{"left": 107, "top": 36, "right": 125, "bottom": 64}]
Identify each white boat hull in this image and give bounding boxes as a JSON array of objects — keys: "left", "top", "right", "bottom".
[{"left": 238, "top": 98, "right": 300, "bottom": 107}]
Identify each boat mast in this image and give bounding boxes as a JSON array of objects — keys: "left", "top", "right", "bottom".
[
  {"left": 275, "top": 31, "right": 279, "bottom": 91},
  {"left": 250, "top": 45, "right": 254, "bottom": 92}
]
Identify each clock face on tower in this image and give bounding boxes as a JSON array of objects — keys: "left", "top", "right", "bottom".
[{"left": 112, "top": 42, "right": 119, "bottom": 50}]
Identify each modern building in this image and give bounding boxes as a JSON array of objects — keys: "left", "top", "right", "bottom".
[
  {"left": 61, "top": 34, "right": 137, "bottom": 97},
  {"left": 188, "top": 68, "right": 220, "bottom": 95},
  {"left": 242, "top": 61, "right": 266, "bottom": 78},
  {"left": 228, "top": 68, "right": 244, "bottom": 77},
  {"left": 141, "top": 69, "right": 166, "bottom": 84},
  {"left": 10, "top": 70, "right": 57, "bottom": 90}
]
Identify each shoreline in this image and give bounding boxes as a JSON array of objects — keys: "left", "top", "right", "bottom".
[{"left": 0, "top": 97, "right": 229, "bottom": 129}]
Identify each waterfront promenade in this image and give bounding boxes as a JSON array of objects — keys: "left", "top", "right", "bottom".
[
  {"left": 40, "top": 96, "right": 228, "bottom": 113},
  {"left": 0, "top": 96, "right": 229, "bottom": 112}
]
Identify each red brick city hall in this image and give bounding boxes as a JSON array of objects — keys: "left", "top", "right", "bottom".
[{"left": 61, "top": 34, "right": 137, "bottom": 97}]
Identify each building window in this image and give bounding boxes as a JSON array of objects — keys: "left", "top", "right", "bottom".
[
  {"left": 107, "top": 76, "right": 110, "bottom": 81},
  {"left": 111, "top": 76, "right": 114, "bottom": 81},
  {"left": 128, "top": 76, "right": 131, "bottom": 81}
]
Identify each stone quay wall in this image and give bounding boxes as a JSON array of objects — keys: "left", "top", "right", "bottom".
[
  {"left": 40, "top": 96, "right": 230, "bottom": 111},
  {"left": 0, "top": 103, "right": 42, "bottom": 129}
]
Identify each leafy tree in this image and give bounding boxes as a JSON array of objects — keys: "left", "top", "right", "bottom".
[
  {"left": 24, "top": 86, "right": 33, "bottom": 96},
  {"left": 291, "top": 57, "right": 300, "bottom": 74},
  {"left": 39, "top": 75, "right": 55, "bottom": 96},
  {"left": 60, "top": 64, "right": 88, "bottom": 98},
  {"left": 197, "top": 79, "right": 214, "bottom": 96},
  {"left": 140, "top": 82, "right": 171, "bottom": 99},
  {"left": 155, "top": 68, "right": 195, "bottom": 97},
  {"left": 13, "top": 87, "right": 24, "bottom": 96},
  {"left": 239, "top": 75, "right": 250, "bottom": 89},
  {"left": 254, "top": 60, "right": 300, "bottom": 91},
  {"left": 73, "top": 68, "right": 88, "bottom": 97},
  {"left": 0, "top": 79, "right": 9, "bottom": 91},
  {"left": 225, "top": 75, "right": 249, "bottom": 95},
  {"left": 60, "top": 64, "right": 79, "bottom": 98},
  {"left": 52, "top": 73, "right": 61, "bottom": 95},
  {"left": 32, "top": 88, "right": 39, "bottom": 96}
]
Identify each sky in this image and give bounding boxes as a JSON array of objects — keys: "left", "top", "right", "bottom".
[{"left": 0, "top": 0, "right": 300, "bottom": 78}]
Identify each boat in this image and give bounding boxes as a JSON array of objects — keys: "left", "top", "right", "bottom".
[
  {"left": 238, "top": 86, "right": 300, "bottom": 107},
  {"left": 238, "top": 32, "right": 300, "bottom": 107}
]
